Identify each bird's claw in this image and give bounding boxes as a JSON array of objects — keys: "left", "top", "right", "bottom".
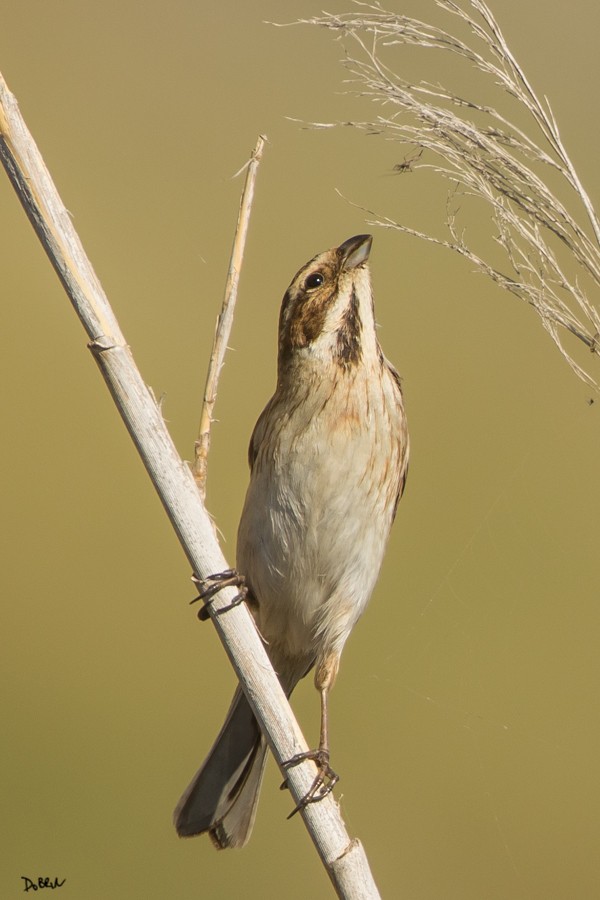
[
  {"left": 190, "top": 569, "right": 247, "bottom": 621},
  {"left": 280, "top": 749, "right": 339, "bottom": 818}
]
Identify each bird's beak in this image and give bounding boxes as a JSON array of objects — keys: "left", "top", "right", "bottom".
[{"left": 338, "top": 234, "right": 373, "bottom": 271}]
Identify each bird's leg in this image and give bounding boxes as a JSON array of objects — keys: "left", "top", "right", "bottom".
[
  {"left": 282, "top": 652, "right": 340, "bottom": 817},
  {"left": 190, "top": 569, "right": 247, "bottom": 621}
]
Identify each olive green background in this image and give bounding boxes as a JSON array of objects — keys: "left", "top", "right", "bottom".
[{"left": 2, "top": 2, "right": 599, "bottom": 898}]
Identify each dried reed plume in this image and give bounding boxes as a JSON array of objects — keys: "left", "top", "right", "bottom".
[{"left": 291, "top": 0, "right": 600, "bottom": 388}]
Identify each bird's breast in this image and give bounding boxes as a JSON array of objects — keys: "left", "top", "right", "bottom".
[{"left": 236, "top": 364, "right": 406, "bottom": 671}]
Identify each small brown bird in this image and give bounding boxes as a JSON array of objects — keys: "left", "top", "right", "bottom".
[{"left": 175, "top": 234, "right": 409, "bottom": 848}]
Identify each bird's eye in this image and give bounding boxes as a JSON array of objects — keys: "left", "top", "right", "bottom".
[{"left": 304, "top": 272, "right": 325, "bottom": 290}]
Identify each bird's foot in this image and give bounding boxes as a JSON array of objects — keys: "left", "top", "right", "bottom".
[
  {"left": 280, "top": 748, "right": 339, "bottom": 818},
  {"left": 190, "top": 569, "right": 247, "bottom": 621}
]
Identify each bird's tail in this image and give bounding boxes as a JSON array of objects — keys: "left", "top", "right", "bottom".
[{"left": 174, "top": 685, "right": 268, "bottom": 849}]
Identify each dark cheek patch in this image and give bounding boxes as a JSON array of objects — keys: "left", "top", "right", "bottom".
[{"left": 279, "top": 281, "right": 338, "bottom": 357}]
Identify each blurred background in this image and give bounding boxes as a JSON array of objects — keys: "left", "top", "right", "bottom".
[{"left": 1, "top": 1, "right": 599, "bottom": 898}]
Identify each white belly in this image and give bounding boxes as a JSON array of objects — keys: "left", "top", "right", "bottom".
[{"left": 236, "top": 368, "right": 405, "bottom": 684}]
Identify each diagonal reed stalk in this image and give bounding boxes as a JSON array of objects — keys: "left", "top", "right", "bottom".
[{"left": 291, "top": 0, "right": 600, "bottom": 388}]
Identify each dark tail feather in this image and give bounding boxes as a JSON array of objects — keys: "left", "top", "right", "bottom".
[{"left": 174, "top": 686, "right": 267, "bottom": 849}]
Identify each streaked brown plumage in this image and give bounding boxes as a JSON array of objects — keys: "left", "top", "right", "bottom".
[{"left": 175, "top": 234, "right": 409, "bottom": 848}]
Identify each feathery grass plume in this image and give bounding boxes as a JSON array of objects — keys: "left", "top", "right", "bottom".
[{"left": 292, "top": 0, "right": 600, "bottom": 388}]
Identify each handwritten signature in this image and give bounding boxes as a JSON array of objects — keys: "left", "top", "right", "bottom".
[{"left": 21, "top": 877, "right": 66, "bottom": 892}]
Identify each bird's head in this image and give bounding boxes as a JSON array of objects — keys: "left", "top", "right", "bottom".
[{"left": 277, "top": 234, "right": 378, "bottom": 374}]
